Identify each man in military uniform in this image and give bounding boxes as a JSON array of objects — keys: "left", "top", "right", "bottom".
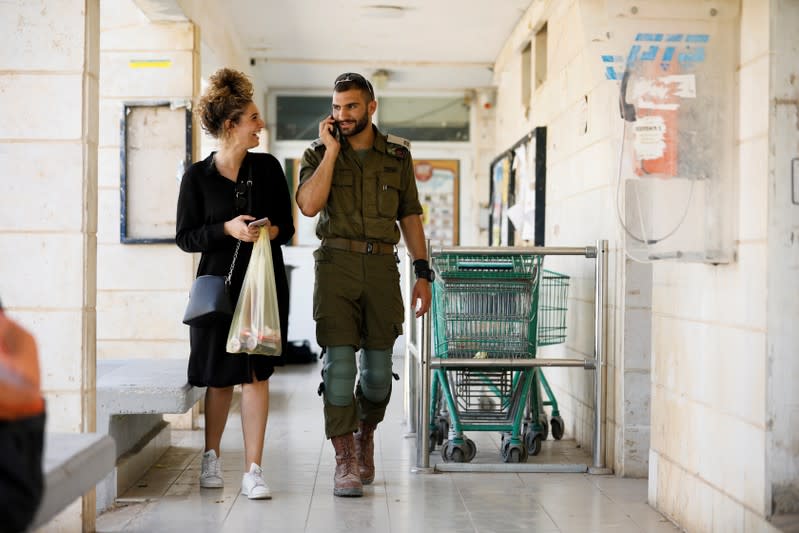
[{"left": 297, "top": 73, "right": 433, "bottom": 497}]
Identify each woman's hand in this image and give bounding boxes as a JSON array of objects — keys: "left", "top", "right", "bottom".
[
  {"left": 264, "top": 219, "right": 279, "bottom": 241},
  {"left": 224, "top": 215, "right": 259, "bottom": 242},
  {"left": 253, "top": 219, "right": 279, "bottom": 241}
]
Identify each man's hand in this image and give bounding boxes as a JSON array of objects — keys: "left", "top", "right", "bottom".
[
  {"left": 411, "top": 279, "right": 432, "bottom": 318},
  {"left": 296, "top": 121, "right": 340, "bottom": 217},
  {"left": 320, "top": 116, "right": 341, "bottom": 151}
]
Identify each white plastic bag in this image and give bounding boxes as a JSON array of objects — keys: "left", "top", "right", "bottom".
[{"left": 226, "top": 227, "right": 281, "bottom": 356}]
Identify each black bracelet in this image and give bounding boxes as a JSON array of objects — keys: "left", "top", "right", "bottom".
[
  {"left": 413, "top": 259, "right": 429, "bottom": 275},
  {"left": 413, "top": 259, "right": 435, "bottom": 282}
]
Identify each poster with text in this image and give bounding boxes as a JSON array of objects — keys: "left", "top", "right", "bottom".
[{"left": 413, "top": 159, "right": 459, "bottom": 247}]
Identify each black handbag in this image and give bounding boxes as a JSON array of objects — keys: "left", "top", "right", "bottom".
[{"left": 183, "top": 240, "right": 241, "bottom": 327}]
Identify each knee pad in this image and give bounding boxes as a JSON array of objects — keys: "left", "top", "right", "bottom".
[
  {"left": 359, "top": 348, "right": 393, "bottom": 403},
  {"left": 323, "top": 345, "right": 357, "bottom": 406}
]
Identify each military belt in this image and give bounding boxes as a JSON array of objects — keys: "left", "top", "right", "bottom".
[{"left": 322, "top": 237, "right": 395, "bottom": 255}]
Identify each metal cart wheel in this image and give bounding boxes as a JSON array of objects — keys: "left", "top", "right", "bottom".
[
  {"left": 464, "top": 438, "right": 477, "bottom": 462},
  {"left": 436, "top": 417, "right": 449, "bottom": 445},
  {"left": 524, "top": 430, "right": 543, "bottom": 456},
  {"left": 524, "top": 417, "right": 549, "bottom": 441},
  {"left": 550, "top": 416, "right": 565, "bottom": 440},
  {"left": 500, "top": 439, "right": 528, "bottom": 463},
  {"left": 428, "top": 427, "right": 439, "bottom": 452},
  {"left": 440, "top": 440, "right": 468, "bottom": 463}
]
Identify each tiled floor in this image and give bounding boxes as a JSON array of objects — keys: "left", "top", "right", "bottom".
[{"left": 97, "top": 359, "right": 680, "bottom": 533}]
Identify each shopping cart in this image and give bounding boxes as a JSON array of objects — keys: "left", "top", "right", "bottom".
[
  {"left": 428, "top": 252, "right": 544, "bottom": 463},
  {"left": 522, "top": 270, "right": 570, "bottom": 453}
]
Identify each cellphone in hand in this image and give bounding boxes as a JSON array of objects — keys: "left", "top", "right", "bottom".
[
  {"left": 248, "top": 217, "right": 270, "bottom": 227},
  {"left": 329, "top": 116, "right": 340, "bottom": 140}
]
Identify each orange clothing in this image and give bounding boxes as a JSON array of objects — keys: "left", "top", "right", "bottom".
[{"left": 0, "top": 311, "right": 45, "bottom": 420}]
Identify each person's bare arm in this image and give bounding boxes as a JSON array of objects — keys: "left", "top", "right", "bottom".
[
  {"left": 399, "top": 214, "right": 432, "bottom": 317},
  {"left": 296, "top": 117, "right": 340, "bottom": 217},
  {"left": 399, "top": 214, "right": 427, "bottom": 262}
]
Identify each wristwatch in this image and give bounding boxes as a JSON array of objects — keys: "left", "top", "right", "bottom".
[
  {"left": 416, "top": 268, "right": 435, "bottom": 282},
  {"left": 413, "top": 259, "right": 435, "bottom": 282}
]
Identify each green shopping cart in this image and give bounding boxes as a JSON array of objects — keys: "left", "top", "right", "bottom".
[
  {"left": 522, "top": 270, "right": 570, "bottom": 453},
  {"left": 428, "top": 253, "right": 570, "bottom": 462}
]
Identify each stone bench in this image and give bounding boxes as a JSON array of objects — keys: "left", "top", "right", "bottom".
[
  {"left": 32, "top": 432, "right": 116, "bottom": 529},
  {"left": 95, "top": 359, "right": 205, "bottom": 511}
]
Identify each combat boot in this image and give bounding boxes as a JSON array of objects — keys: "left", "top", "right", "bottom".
[
  {"left": 354, "top": 421, "right": 376, "bottom": 485},
  {"left": 331, "top": 433, "right": 363, "bottom": 497}
]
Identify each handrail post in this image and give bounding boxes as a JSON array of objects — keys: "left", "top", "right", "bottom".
[
  {"left": 402, "top": 251, "right": 415, "bottom": 433},
  {"left": 415, "top": 240, "right": 433, "bottom": 471},
  {"left": 416, "top": 311, "right": 432, "bottom": 470},
  {"left": 592, "top": 239, "right": 609, "bottom": 470}
]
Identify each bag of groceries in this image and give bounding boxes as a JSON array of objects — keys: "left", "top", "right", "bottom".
[{"left": 226, "top": 227, "right": 281, "bottom": 356}]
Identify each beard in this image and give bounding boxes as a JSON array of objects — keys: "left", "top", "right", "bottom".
[{"left": 343, "top": 114, "right": 370, "bottom": 137}]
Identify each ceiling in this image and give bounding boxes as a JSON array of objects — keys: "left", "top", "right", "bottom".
[{"left": 226, "top": 0, "right": 533, "bottom": 93}]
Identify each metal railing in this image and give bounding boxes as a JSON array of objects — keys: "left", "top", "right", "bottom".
[{"left": 403, "top": 240, "right": 608, "bottom": 472}]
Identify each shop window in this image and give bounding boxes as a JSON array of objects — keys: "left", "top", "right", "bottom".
[
  {"left": 522, "top": 41, "right": 532, "bottom": 108},
  {"left": 535, "top": 23, "right": 548, "bottom": 88},
  {"left": 377, "top": 97, "right": 469, "bottom": 142},
  {"left": 276, "top": 96, "right": 331, "bottom": 140}
]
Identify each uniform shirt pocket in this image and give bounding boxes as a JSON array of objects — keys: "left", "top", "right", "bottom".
[
  {"left": 329, "top": 171, "right": 355, "bottom": 213},
  {"left": 377, "top": 171, "right": 401, "bottom": 218}
]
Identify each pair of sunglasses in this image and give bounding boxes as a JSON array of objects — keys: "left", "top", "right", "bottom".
[
  {"left": 234, "top": 162, "right": 253, "bottom": 212},
  {"left": 334, "top": 72, "right": 375, "bottom": 99},
  {"left": 234, "top": 179, "right": 252, "bottom": 211}
]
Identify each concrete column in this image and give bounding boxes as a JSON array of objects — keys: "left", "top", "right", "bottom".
[
  {"left": 766, "top": 0, "right": 799, "bottom": 521},
  {"left": 618, "top": 259, "right": 652, "bottom": 477},
  {"left": 471, "top": 90, "right": 497, "bottom": 246},
  {"left": 0, "top": 0, "right": 100, "bottom": 530}
]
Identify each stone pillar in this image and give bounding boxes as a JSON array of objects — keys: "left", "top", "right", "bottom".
[
  {"left": 767, "top": 0, "right": 799, "bottom": 520},
  {"left": 618, "top": 260, "right": 652, "bottom": 477},
  {"left": 0, "top": 0, "right": 100, "bottom": 530}
]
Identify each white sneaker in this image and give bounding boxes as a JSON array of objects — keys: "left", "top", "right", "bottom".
[
  {"left": 200, "top": 449, "right": 224, "bottom": 488},
  {"left": 241, "top": 463, "right": 272, "bottom": 500}
]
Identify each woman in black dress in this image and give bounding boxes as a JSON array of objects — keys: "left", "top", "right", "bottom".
[{"left": 176, "top": 68, "right": 294, "bottom": 500}]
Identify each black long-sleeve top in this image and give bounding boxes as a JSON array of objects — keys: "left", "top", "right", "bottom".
[
  {"left": 176, "top": 151, "right": 295, "bottom": 381},
  {"left": 176, "top": 151, "right": 294, "bottom": 271}
]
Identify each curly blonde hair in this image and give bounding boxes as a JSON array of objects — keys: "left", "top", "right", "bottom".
[{"left": 196, "top": 68, "right": 254, "bottom": 138}]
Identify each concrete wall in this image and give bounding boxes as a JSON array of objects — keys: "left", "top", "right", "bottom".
[
  {"left": 471, "top": 90, "right": 498, "bottom": 245},
  {"left": 492, "top": 0, "right": 623, "bottom": 470},
  {"left": 99, "top": 0, "right": 258, "bottom": 431},
  {"left": 490, "top": 9, "right": 794, "bottom": 532},
  {"left": 97, "top": 0, "right": 257, "bottom": 362},
  {"left": 645, "top": 0, "right": 779, "bottom": 530},
  {"left": 98, "top": 0, "right": 199, "bottom": 360},
  {"left": 0, "top": 1, "right": 101, "bottom": 529},
  {"left": 489, "top": 0, "right": 788, "bottom": 529}
]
